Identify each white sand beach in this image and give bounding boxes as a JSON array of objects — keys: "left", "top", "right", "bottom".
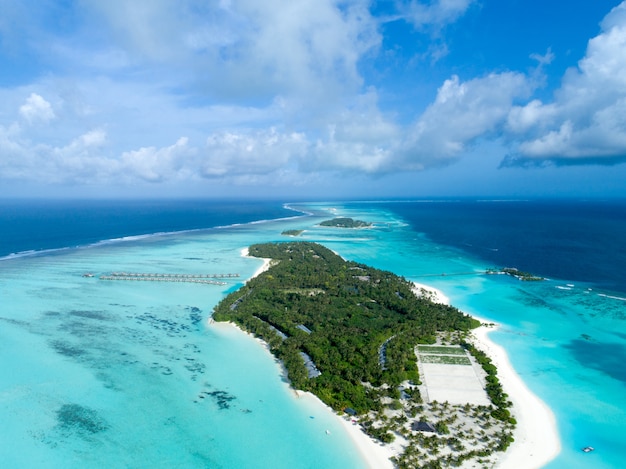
[
  {"left": 412, "top": 281, "right": 452, "bottom": 305},
  {"left": 241, "top": 247, "right": 271, "bottom": 279},
  {"left": 296, "top": 391, "right": 396, "bottom": 469},
  {"left": 413, "top": 281, "right": 560, "bottom": 468},
  {"left": 471, "top": 322, "right": 561, "bottom": 468}
]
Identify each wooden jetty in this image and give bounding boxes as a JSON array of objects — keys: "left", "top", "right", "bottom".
[
  {"left": 412, "top": 271, "right": 485, "bottom": 278},
  {"left": 99, "top": 272, "right": 240, "bottom": 286}
]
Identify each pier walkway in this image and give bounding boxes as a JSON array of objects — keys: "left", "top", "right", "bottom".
[
  {"left": 99, "top": 272, "right": 240, "bottom": 286},
  {"left": 412, "top": 271, "right": 485, "bottom": 278}
]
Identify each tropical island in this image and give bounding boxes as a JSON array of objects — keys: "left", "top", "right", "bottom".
[
  {"left": 319, "top": 217, "right": 372, "bottom": 228},
  {"left": 487, "top": 267, "right": 545, "bottom": 281},
  {"left": 213, "top": 242, "right": 516, "bottom": 468},
  {"left": 281, "top": 229, "right": 304, "bottom": 236}
]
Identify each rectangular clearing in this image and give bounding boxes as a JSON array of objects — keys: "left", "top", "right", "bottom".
[{"left": 417, "top": 346, "right": 491, "bottom": 406}]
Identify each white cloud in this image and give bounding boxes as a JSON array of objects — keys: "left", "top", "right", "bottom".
[
  {"left": 19, "top": 93, "right": 56, "bottom": 123},
  {"left": 400, "top": 0, "right": 476, "bottom": 30},
  {"left": 304, "top": 92, "right": 400, "bottom": 173},
  {"left": 0, "top": 71, "right": 532, "bottom": 185},
  {"left": 200, "top": 128, "right": 308, "bottom": 178},
  {"left": 120, "top": 137, "right": 192, "bottom": 183},
  {"left": 81, "top": 0, "right": 380, "bottom": 110},
  {"left": 530, "top": 48, "right": 555, "bottom": 66},
  {"left": 398, "top": 72, "right": 531, "bottom": 169},
  {"left": 0, "top": 126, "right": 113, "bottom": 184},
  {"left": 506, "top": 1, "right": 626, "bottom": 164},
  {"left": 3, "top": 0, "right": 625, "bottom": 196}
]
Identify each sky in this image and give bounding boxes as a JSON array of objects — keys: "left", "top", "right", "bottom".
[{"left": 1, "top": 0, "right": 626, "bottom": 199}]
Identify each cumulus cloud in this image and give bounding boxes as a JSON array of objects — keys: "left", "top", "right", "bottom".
[
  {"left": 83, "top": 0, "right": 380, "bottom": 109},
  {"left": 120, "top": 137, "right": 193, "bottom": 183},
  {"left": 398, "top": 72, "right": 531, "bottom": 169},
  {"left": 289, "top": 89, "right": 395, "bottom": 173},
  {"left": 200, "top": 129, "right": 308, "bottom": 178},
  {"left": 530, "top": 47, "right": 555, "bottom": 66},
  {"left": 19, "top": 93, "right": 56, "bottom": 123},
  {"left": 504, "top": 1, "right": 626, "bottom": 165},
  {"left": 0, "top": 0, "right": 484, "bottom": 188},
  {"left": 5, "top": 0, "right": 626, "bottom": 194},
  {"left": 0, "top": 126, "right": 113, "bottom": 184},
  {"left": 0, "top": 72, "right": 533, "bottom": 184}
]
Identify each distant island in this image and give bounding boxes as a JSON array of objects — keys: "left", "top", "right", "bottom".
[
  {"left": 213, "top": 242, "right": 515, "bottom": 468},
  {"left": 281, "top": 229, "right": 304, "bottom": 236},
  {"left": 319, "top": 217, "right": 372, "bottom": 228},
  {"left": 487, "top": 267, "right": 545, "bottom": 281}
]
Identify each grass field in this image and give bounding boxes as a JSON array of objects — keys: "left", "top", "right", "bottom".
[
  {"left": 419, "top": 354, "right": 472, "bottom": 365},
  {"left": 417, "top": 345, "right": 468, "bottom": 356}
]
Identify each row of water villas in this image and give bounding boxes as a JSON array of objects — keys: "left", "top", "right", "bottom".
[{"left": 98, "top": 272, "right": 240, "bottom": 286}]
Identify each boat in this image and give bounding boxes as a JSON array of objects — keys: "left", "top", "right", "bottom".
[{"left": 582, "top": 446, "right": 594, "bottom": 453}]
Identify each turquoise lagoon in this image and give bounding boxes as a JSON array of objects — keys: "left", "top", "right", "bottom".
[{"left": 1, "top": 201, "right": 625, "bottom": 468}]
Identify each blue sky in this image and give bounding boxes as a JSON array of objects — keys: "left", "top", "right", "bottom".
[{"left": 1, "top": 0, "right": 626, "bottom": 199}]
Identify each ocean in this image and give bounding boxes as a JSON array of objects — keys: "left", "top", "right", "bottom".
[{"left": 1, "top": 199, "right": 624, "bottom": 468}]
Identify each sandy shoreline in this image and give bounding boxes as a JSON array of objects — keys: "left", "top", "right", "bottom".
[
  {"left": 413, "top": 281, "right": 561, "bottom": 468},
  {"left": 471, "top": 323, "right": 561, "bottom": 468},
  {"left": 211, "top": 252, "right": 560, "bottom": 468},
  {"left": 297, "top": 391, "right": 396, "bottom": 469},
  {"left": 241, "top": 247, "right": 271, "bottom": 279}
]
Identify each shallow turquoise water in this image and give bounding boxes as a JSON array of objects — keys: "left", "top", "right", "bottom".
[
  {"left": 0, "top": 222, "right": 368, "bottom": 468},
  {"left": 2, "top": 203, "right": 625, "bottom": 468}
]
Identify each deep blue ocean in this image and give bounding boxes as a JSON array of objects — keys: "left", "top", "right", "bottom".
[
  {"left": 0, "top": 199, "right": 294, "bottom": 258},
  {"left": 1, "top": 198, "right": 625, "bottom": 468},
  {"left": 377, "top": 199, "right": 626, "bottom": 294}
]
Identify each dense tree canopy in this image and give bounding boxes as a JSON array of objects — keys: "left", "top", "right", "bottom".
[
  {"left": 319, "top": 218, "right": 372, "bottom": 228},
  {"left": 213, "top": 242, "right": 480, "bottom": 413}
]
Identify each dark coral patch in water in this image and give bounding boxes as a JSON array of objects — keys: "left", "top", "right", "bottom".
[
  {"left": 188, "top": 306, "right": 203, "bottom": 326},
  {"left": 202, "top": 390, "right": 236, "bottom": 410},
  {"left": 56, "top": 404, "right": 109, "bottom": 435},
  {"left": 68, "top": 310, "right": 112, "bottom": 321},
  {"left": 50, "top": 340, "right": 86, "bottom": 357}
]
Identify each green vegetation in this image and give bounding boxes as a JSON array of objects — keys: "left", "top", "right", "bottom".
[
  {"left": 461, "top": 341, "right": 515, "bottom": 426},
  {"left": 319, "top": 217, "right": 372, "bottom": 228},
  {"left": 417, "top": 345, "right": 468, "bottom": 355},
  {"left": 213, "top": 241, "right": 479, "bottom": 413},
  {"left": 281, "top": 229, "right": 304, "bottom": 236},
  {"left": 213, "top": 242, "right": 515, "bottom": 467},
  {"left": 420, "top": 355, "right": 472, "bottom": 365},
  {"left": 487, "top": 267, "right": 544, "bottom": 281}
]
